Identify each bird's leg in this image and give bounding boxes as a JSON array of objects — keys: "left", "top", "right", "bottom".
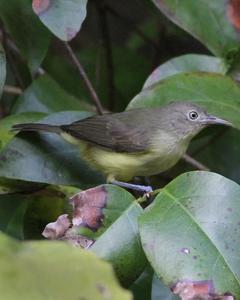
[{"left": 110, "top": 180, "right": 153, "bottom": 194}]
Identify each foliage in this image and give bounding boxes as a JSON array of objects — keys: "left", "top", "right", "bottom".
[{"left": 0, "top": 0, "right": 240, "bottom": 299}]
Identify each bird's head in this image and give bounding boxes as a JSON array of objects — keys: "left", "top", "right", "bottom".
[{"left": 161, "top": 102, "right": 232, "bottom": 141}]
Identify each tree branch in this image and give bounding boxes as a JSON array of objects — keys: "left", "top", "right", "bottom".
[
  {"left": 64, "top": 42, "right": 104, "bottom": 115},
  {"left": 3, "top": 85, "right": 22, "bottom": 95},
  {"left": 182, "top": 154, "right": 210, "bottom": 171},
  {"left": 96, "top": 2, "right": 116, "bottom": 110}
]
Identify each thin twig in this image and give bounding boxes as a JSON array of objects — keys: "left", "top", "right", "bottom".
[
  {"left": 96, "top": 2, "right": 116, "bottom": 110},
  {"left": 3, "top": 85, "right": 22, "bottom": 95},
  {"left": 182, "top": 154, "right": 210, "bottom": 171},
  {"left": 64, "top": 42, "right": 104, "bottom": 115}
]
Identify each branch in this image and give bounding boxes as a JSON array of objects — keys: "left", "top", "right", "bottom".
[
  {"left": 3, "top": 85, "right": 22, "bottom": 95},
  {"left": 64, "top": 42, "right": 104, "bottom": 115},
  {"left": 182, "top": 154, "right": 210, "bottom": 171},
  {"left": 96, "top": 2, "right": 116, "bottom": 110}
]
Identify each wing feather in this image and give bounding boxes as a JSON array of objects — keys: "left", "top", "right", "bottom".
[{"left": 60, "top": 113, "right": 149, "bottom": 153}]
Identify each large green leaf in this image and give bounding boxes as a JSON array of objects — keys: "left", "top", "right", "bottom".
[
  {"left": 0, "top": 44, "right": 6, "bottom": 98},
  {"left": 91, "top": 199, "right": 147, "bottom": 286},
  {"left": 139, "top": 171, "right": 240, "bottom": 297},
  {"left": 152, "top": 0, "right": 240, "bottom": 60},
  {"left": 12, "top": 74, "right": 90, "bottom": 114},
  {"left": 0, "top": 0, "right": 50, "bottom": 72},
  {"left": 0, "top": 111, "right": 103, "bottom": 187},
  {"left": 128, "top": 73, "right": 240, "bottom": 129},
  {"left": 143, "top": 54, "right": 227, "bottom": 89},
  {"left": 0, "top": 232, "right": 131, "bottom": 299},
  {"left": 32, "top": 0, "right": 88, "bottom": 41}
]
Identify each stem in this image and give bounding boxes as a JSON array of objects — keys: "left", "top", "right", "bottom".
[
  {"left": 64, "top": 42, "right": 104, "bottom": 115},
  {"left": 3, "top": 85, "right": 22, "bottom": 95},
  {"left": 96, "top": 2, "right": 116, "bottom": 110},
  {"left": 182, "top": 154, "right": 209, "bottom": 171}
]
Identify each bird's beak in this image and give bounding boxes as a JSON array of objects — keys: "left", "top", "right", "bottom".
[{"left": 203, "top": 115, "right": 233, "bottom": 127}]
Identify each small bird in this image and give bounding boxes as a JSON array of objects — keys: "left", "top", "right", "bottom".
[{"left": 12, "top": 102, "right": 232, "bottom": 193}]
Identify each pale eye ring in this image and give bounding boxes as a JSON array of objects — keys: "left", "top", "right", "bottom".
[{"left": 189, "top": 111, "right": 198, "bottom": 120}]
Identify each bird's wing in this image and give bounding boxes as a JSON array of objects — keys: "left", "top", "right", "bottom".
[{"left": 60, "top": 113, "right": 150, "bottom": 153}]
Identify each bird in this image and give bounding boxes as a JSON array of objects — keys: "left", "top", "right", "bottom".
[{"left": 12, "top": 102, "right": 232, "bottom": 193}]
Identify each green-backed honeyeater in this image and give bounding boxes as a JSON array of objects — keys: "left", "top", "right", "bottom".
[{"left": 12, "top": 102, "right": 232, "bottom": 192}]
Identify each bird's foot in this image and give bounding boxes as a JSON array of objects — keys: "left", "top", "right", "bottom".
[{"left": 111, "top": 180, "right": 153, "bottom": 195}]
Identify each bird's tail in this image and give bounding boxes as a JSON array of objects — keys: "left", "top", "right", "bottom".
[{"left": 12, "top": 123, "right": 62, "bottom": 134}]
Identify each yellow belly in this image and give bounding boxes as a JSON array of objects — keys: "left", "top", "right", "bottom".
[
  {"left": 81, "top": 142, "right": 187, "bottom": 181},
  {"left": 61, "top": 132, "right": 188, "bottom": 181}
]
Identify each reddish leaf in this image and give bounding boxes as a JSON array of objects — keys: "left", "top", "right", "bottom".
[
  {"left": 70, "top": 186, "right": 107, "bottom": 231},
  {"left": 32, "top": 0, "right": 51, "bottom": 15},
  {"left": 227, "top": 0, "right": 240, "bottom": 30}
]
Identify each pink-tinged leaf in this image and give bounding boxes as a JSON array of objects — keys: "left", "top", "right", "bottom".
[
  {"left": 227, "top": 0, "right": 240, "bottom": 31},
  {"left": 172, "top": 280, "right": 234, "bottom": 300},
  {"left": 70, "top": 186, "right": 107, "bottom": 231},
  {"left": 32, "top": 0, "right": 88, "bottom": 41},
  {"left": 32, "top": 0, "right": 51, "bottom": 15}
]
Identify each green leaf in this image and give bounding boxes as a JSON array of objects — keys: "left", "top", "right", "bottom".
[
  {"left": 152, "top": 0, "right": 240, "bottom": 60},
  {"left": 0, "top": 111, "right": 103, "bottom": 187},
  {"left": 0, "top": 44, "right": 6, "bottom": 98},
  {"left": 0, "top": 112, "right": 45, "bottom": 151},
  {"left": 91, "top": 197, "right": 147, "bottom": 286},
  {"left": 128, "top": 73, "right": 240, "bottom": 129},
  {"left": 0, "top": 0, "right": 51, "bottom": 72},
  {"left": 0, "top": 232, "right": 131, "bottom": 300},
  {"left": 32, "top": 0, "right": 88, "bottom": 41},
  {"left": 143, "top": 54, "right": 227, "bottom": 89},
  {"left": 12, "top": 74, "right": 91, "bottom": 114},
  {"left": 139, "top": 171, "right": 240, "bottom": 297}
]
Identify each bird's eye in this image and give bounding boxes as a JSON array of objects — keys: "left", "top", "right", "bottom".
[{"left": 189, "top": 111, "right": 198, "bottom": 120}]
